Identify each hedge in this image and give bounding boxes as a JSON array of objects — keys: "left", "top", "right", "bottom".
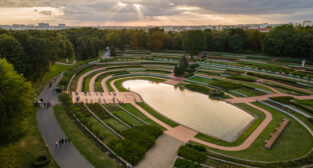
[
  {"left": 174, "top": 158, "right": 202, "bottom": 168},
  {"left": 121, "top": 129, "right": 155, "bottom": 150},
  {"left": 130, "top": 125, "right": 163, "bottom": 139},
  {"left": 185, "top": 83, "right": 211, "bottom": 94},
  {"left": 269, "top": 96, "right": 295, "bottom": 104},
  {"left": 210, "top": 79, "right": 243, "bottom": 90},
  {"left": 177, "top": 146, "right": 207, "bottom": 163},
  {"left": 108, "top": 139, "right": 145, "bottom": 165},
  {"left": 228, "top": 75, "right": 257, "bottom": 82}
]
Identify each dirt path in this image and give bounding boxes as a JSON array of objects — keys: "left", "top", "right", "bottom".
[{"left": 135, "top": 134, "right": 183, "bottom": 168}]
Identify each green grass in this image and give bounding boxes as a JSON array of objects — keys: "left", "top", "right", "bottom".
[
  {"left": 137, "top": 102, "right": 179, "bottom": 127},
  {"left": 0, "top": 108, "right": 58, "bottom": 168},
  {"left": 109, "top": 108, "right": 144, "bottom": 127},
  {"left": 114, "top": 77, "right": 166, "bottom": 92},
  {"left": 233, "top": 87, "right": 266, "bottom": 97},
  {"left": 105, "top": 118, "right": 129, "bottom": 132},
  {"left": 53, "top": 104, "right": 121, "bottom": 168},
  {"left": 195, "top": 103, "right": 265, "bottom": 147},
  {"left": 56, "top": 57, "right": 75, "bottom": 64},
  {"left": 188, "top": 76, "right": 213, "bottom": 84},
  {"left": 194, "top": 102, "right": 313, "bottom": 161},
  {"left": 32, "top": 63, "right": 74, "bottom": 93},
  {"left": 262, "top": 81, "right": 311, "bottom": 96},
  {"left": 120, "top": 104, "right": 165, "bottom": 130}
]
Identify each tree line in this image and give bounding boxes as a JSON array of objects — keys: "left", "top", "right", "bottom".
[{"left": 1, "top": 25, "right": 312, "bottom": 81}]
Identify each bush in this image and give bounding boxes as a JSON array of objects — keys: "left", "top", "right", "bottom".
[
  {"left": 209, "top": 89, "right": 225, "bottom": 97},
  {"left": 109, "top": 139, "right": 145, "bottom": 165},
  {"left": 177, "top": 146, "right": 207, "bottom": 163},
  {"left": 269, "top": 96, "right": 294, "bottom": 104},
  {"left": 211, "top": 80, "right": 242, "bottom": 90},
  {"left": 186, "top": 143, "right": 206, "bottom": 152},
  {"left": 228, "top": 75, "right": 257, "bottom": 82},
  {"left": 121, "top": 129, "right": 155, "bottom": 150},
  {"left": 131, "top": 125, "right": 163, "bottom": 139},
  {"left": 174, "top": 158, "right": 202, "bottom": 168},
  {"left": 185, "top": 84, "right": 211, "bottom": 94},
  {"left": 32, "top": 155, "right": 51, "bottom": 167}
]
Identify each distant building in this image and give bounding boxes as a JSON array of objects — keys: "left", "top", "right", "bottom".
[
  {"left": 38, "top": 23, "right": 49, "bottom": 28},
  {"left": 58, "top": 24, "right": 66, "bottom": 28},
  {"left": 303, "top": 21, "right": 313, "bottom": 27}
]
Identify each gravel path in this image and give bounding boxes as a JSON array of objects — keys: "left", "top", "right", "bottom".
[{"left": 135, "top": 134, "right": 183, "bottom": 168}]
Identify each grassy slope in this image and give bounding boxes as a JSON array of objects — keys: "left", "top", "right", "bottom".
[
  {"left": 0, "top": 109, "right": 59, "bottom": 168},
  {"left": 53, "top": 104, "right": 121, "bottom": 168}
]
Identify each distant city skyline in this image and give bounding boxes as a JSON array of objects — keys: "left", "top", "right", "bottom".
[{"left": 0, "top": 0, "right": 313, "bottom": 26}]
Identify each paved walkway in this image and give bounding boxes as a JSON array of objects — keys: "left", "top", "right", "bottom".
[
  {"left": 56, "top": 59, "right": 77, "bottom": 66},
  {"left": 135, "top": 134, "right": 183, "bottom": 168},
  {"left": 37, "top": 74, "right": 93, "bottom": 168}
]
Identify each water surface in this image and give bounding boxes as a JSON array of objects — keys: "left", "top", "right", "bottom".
[{"left": 123, "top": 80, "right": 254, "bottom": 141}]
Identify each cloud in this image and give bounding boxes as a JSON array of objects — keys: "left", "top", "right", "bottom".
[{"left": 0, "top": 0, "right": 312, "bottom": 25}]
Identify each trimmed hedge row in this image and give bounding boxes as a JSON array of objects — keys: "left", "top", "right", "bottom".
[
  {"left": 228, "top": 75, "right": 257, "bottom": 82},
  {"left": 177, "top": 146, "right": 207, "bottom": 163},
  {"left": 210, "top": 79, "right": 243, "bottom": 90},
  {"left": 109, "top": 125, "right": 163, "bottom": 165},
  {"left": 269, "top": 96, "right": 295, "bottom": 104},
  {"left": 185, "top": 83, "right": 211, "bottom": 94},
  {"left": 174, "top": 158, "right": 202, "bottom": 168},
  {"left": 238, "top": 61, "right": 293, "bottom": 73}
]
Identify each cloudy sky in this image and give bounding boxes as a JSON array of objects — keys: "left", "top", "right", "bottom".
[{"left": 0, "top": 0, "right": 313, "bottom": 26}]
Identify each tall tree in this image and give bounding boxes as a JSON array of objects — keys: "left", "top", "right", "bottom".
[
  {"left": 0, "top": 58, "right": 35, "bottom": 144},
  {"left": 182, "top": 30, "right": 206, "bottom": 59}
]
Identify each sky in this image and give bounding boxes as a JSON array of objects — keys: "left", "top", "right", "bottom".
[{"left": 0, "top": 0, "right": 313, "bottom": 26}]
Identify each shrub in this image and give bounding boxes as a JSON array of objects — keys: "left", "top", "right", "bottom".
[
  {"left": 121, "top": 129, "right": 155, "bottom": 150},
  {"left": 208, "top": 89, "right": 225, "bottom": 97},
  {"left": 228, "top": 75, "right": 257, "bottom": 82},
  {"left": 109, "top": 139, "right": 145, "bottom": 165},
  {"left": 177, "top": 146, "right": 207, "bottom": 163},
  {"left": 185, "top": 84, "right": 211, "bottom": 94},
  {"left": 269, "top": 96, "right": 295, "bottom": 104},
  {"left": 210, "top": 80, "right": 242, "bottom": 90},
  {"left": 131, "top": 125, "right": 163, "bottom": 139},
  {"left": 174, "top": 158, "right": 202, "bottom": 168},
  {"left": 32, "top": 155, "right": 50, "bottom": 167},
  {"left": 186, "top": 143, "right": 206, "bottom": 152}
]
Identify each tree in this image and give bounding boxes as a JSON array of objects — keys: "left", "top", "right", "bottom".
[
  {"left": 182, "top": 30, "right": 206, "bottom": 60},
  {"left": 228, "top": 34, "right": 244, "bottom": 52},
  {"left": 75, "top": 36, "right": 99, "bottom": 60},
  {"left": 213, "top": 33, "right": 227, "bottom": 51},
  {"left": 0, "top": 34, "right": 28, "bottom": 76},
  {"left": 0, "top": 58, "right": 35, "bottom": 144},
  {"left": 148, "top": 31, "right": 166, "bottom": 51}
]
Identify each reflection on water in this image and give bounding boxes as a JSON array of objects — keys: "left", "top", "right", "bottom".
[{"left": 123, "top": 80, "right": 255, "bottom": 141}]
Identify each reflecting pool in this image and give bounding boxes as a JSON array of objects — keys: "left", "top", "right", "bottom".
[{"left": 123, "top": 80, "right": 255, "bottom": 141}]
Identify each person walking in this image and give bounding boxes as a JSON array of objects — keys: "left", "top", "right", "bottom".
[
  {"left": 55, "top": 141, "right": 58, "bottom": 148},
  {"left": 65, "top": 138, "right": 68, "bottom": 144},
  {"left": 68, "top": 138, "right": 70, "bottom": 144},
  {"left": 59, "top": 139, "right": 62, "bottom": 147}
]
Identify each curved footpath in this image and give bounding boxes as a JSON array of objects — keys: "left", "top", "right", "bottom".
[{"left": 36, "top": 74, "right": 93, "bottom": 168}]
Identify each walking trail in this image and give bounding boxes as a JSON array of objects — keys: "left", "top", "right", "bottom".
[
  {"left": 37, "top": 74, "right": 93, "bottom": 168},
  {"left": 56, "top": 59, "right": 77, "bottom": 66}
]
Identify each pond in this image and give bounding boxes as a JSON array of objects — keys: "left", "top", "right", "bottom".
[{"left": 123, "top": 80, "right": 255, "bottom": 142}]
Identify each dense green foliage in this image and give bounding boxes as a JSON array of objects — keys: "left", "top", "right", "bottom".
[
  {"left": 210, "top": 79, "right": 243, "bottom": 90},
  {"left": 174, "top": 56, "right": 189, "bottom": 76},
  {"left": 183, "top": 30, "right": 206, "bottom": 59},
  {"left": 269, "top": 96, "right": 295, "bottom": 104},
  {"left": 0, "top": 30, "right": 74, "bottom": 81},
  {"left": 185, "top": 84, "right": 211, "bottom": 94},
  {"left": 174, "top": 158, "right": 202, "bottom": 168},
  {"left": 228, "top": 75, "right": 257, "bottom": 82},
  {"left": 0, "top": 59, "right": 35, "bottom": 144},
  {"left": 177, "top": 146, "right": 207, "bottom": 163}
]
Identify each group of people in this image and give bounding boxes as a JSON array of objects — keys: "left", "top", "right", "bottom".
[
  {"left": 55, "top": 138, "right": 71, "bottom": 148},
  {"left": 43, "top": 101, "right": 53, "bottom": 108}
]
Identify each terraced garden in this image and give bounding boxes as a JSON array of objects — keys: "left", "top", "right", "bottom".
[{"left": 55, "top": 50, "right": 313, "bottom": 168}]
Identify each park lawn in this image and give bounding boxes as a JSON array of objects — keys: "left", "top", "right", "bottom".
[
  {"left": 114, "top": 77, "right": 166, "bottom": 92},
  {"left": 120, "top": 104, "right": 166, "bottom": 130},
  {"left": 194, "top": 101, "right": 313, "bottom": 162},
  {"left": 137, "top": 102, "right": 179, "bottom": 127},
  {"left": 53, "top": 104, "right": 121, "bottom": 168},
  {"left": 109, "top": 108, "right": 144, "bottom": 127},
  {"left": 195, "top": 103, "right": 265, "bottom": 147},
  {"left": 105, "top": 118, "right": 129, "bottom": 132},
  {"left": 32, "top": 63, "right": 74, "bottom": 93},
  {"left": 0, "top": 108, "right": 58, "bottom": 168}
]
